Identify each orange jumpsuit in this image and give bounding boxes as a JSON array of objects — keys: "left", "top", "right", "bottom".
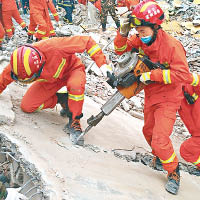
[
  {"left": 0, "top": 0, "right": 26, "bottom": 38},
  {"left": 0, "top": 21, "right": 4, "bottom": 46},
  {"left": 0, "top": 36, "right": 107, "bottom": 119},
  {"left": 114, "top": 29, "right": 195, "bottom": 173},
  {"left": 178, "top": 84, "right": 200, "bottom": 168},
  {"left": 125, "top": 0, "right": 139, "bottom": 10},
  {"left": 28, "top": 0, "right": 57, "bottom": 40},
  {"left": 48, "top": 0, "right": 59, "bottom": 37}
]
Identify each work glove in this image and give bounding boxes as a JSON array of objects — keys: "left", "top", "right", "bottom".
[
  {"left": 120, "top": 16, "right": 132, "bottom": 37},
  {"left": 139, "top": 72, "right": 152, "bottom": 85},
  {"left": 100, "top": 64, "right": 113, "bottom": 78},
  {"left": 5, "top": 188, "right": 27, "bottom": 200}
]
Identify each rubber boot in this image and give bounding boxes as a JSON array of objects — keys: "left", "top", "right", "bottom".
[
  {"left": 27, "top": 35, "right": 33, "bottom": 43},
  {"left": 165, "top": 164, "right": 180, "bottom": 195},
  {"left": 56, "top": 92, "right": 69, "bottom": 117},
  {"left": 64, "top": 113, "right": 84, "bottom": 146}
]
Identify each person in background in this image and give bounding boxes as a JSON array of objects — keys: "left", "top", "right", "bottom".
[
  {"left": 20, "top": 0, "right": 30, "bottom": 15},
  {"left": 178, "top": 83, "right": 200, "bottom": 176},
  {"left": 114, "top": 0, "right": 197, "bottom": 195},
  {"left": 27, "top": 0, "right": 59, "bottom": 43},
  {"left": 58, "top": 0, "right": 75, "bottom": 25},
  {"left": 0, "top": 2, "right": 5, "bottom": 50},
  {"left": 0, "top": 0, "right": 27, "bottom": 40},
  {"left": 100, "top": 0, "right": 120, "bottom": 31}
]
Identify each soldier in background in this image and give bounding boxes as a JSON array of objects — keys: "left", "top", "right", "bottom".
[{"left": 100, "top": 0, "right": 120, "bottom": 32}]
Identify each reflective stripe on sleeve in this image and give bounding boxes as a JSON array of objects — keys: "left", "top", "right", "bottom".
[
  {"left": 53, "top": 58, "right": 66, "bottom": 78},
  {"left": 192, "top": 93, "right": 198, "bottom": 101},
  {"left": 114, "top": 44, "right": 127, "bottom": 52},
  {"left": 191, "top": 73, "right": 199, "bottom": 86},
  {"left": 163, "top": 69, "right": 171, "bottom": 84},
  {"left": 88, "top": 44, "right": 101, "bottom": 57}
]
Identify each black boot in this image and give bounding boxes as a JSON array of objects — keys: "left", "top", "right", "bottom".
[
  {"left": 115, "top": 21, "right": 120, "bottom": 29},
  {"left": 165, "top": 164, "right": 180, "bottom": 195},
  {"left": 27, "top": 35, "right": 33, "bottom": 43},
  {"left": 64, "top": 113, "right": 84, "bottom": 146},
  {"left": 56, "top": 92, "right": 69, "bottom": 117}
]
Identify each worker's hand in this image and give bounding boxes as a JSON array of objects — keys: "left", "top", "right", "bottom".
[
  {"left": 100, "top": 64, "right": 113, "bottom": 78},
  {"left": 5, "top": 188, "right": 27, "bottom": 200},
  {"left": 120, "top": 16, "right": 132, "bottom": 37},
  {"left": 139, "top": 72, "right": 152, "bottom": 85}
]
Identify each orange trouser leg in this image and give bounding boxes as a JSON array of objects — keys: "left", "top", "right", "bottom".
[
  {"left": 31, "top": 12, "right": 49, "bottom": 39},
  {"left": 143, "top": 102, "right": 179, "bottom": 173},
  {"left": 49, "top": 21, "right": 56, "bottom": 37},
  {"left": 178, "top": 97, "right": 200, "bottom": 167},
  {"left": 21, "top": 66, "right": 86, "bottom": 120},
  {"left": 66, "top": 68, "right": 86, "bottom": 119},
  {"left": 180, "top": 137, "right": 200, "bottom": 167},
  {"left": 12, "top": 9, "right": 26, "bottom": 28},
  {"left": 28, "top": 14, "right": 37, "bottom": 36},
  {"left": 0, "top": 22, "right": 5, "bottom": 45},
  {"left": 2, "top": 11, "right": 13, "bottom": 38},
  {"left": 21, "top": 81, "right": 60, "bottom": 112}
]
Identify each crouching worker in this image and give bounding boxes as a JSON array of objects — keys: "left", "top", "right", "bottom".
[
  {"left": 0, "top": 36, "right": 112, "bottom": 146},
  {"left": 114, "top": 0, "right": 195, "bottom": 195}
]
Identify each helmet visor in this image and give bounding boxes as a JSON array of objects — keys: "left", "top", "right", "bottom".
[{"left": 11, "top": 71, "right": 38, "bottom": 84}]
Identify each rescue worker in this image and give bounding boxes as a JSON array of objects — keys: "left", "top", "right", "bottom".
[
  {"left": 0, "top": 0, "right": 27, "bottom": 40},
  {"left": 0, "top": 2, "right": 5, "bottom": 50},
  {"left": 178, "top": 84, "right": 200, "bottom": 176},
  {"left": 20, "top": 0, "right": 30, "bottom": 15},
  {"left": 114, "top": 0, "right": 196, "bottom": 195},
  {"left": 48, "top": 0, "right": 60, "bottom": 37},
  {"left": 58, "top": 0, "right": 74, "bottom": 25},
  {"left": 27, "top": 0, "right": 59, "bottom": 43},
  {"left": 100, "top": 0, "right": 120, "bottom": 31},
  {"left": 0, "top": 36, "right": 112, "bottom": 146},
  {"left": 0, "top": 21, "right": 4, "bottom": 50}
]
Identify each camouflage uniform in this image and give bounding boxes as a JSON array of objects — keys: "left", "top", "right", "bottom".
[
  {"left": 0, "top": 181, "right": 7, "bottom": 199},
  {"left": 100, "top": 0, "right": 120, "bottom": 31}
]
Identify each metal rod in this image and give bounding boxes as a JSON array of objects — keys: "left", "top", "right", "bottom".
[{"left": 0, "top": 152, "right": 20, "bottom": 162}]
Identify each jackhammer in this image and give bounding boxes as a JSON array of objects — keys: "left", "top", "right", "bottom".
[{"left": 75, "top": 51, "right": 166, "bottom": 144}]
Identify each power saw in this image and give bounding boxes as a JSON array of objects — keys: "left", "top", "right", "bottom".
[{"left": 75, "top": 51, "right": 165, "bottom": 145}]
